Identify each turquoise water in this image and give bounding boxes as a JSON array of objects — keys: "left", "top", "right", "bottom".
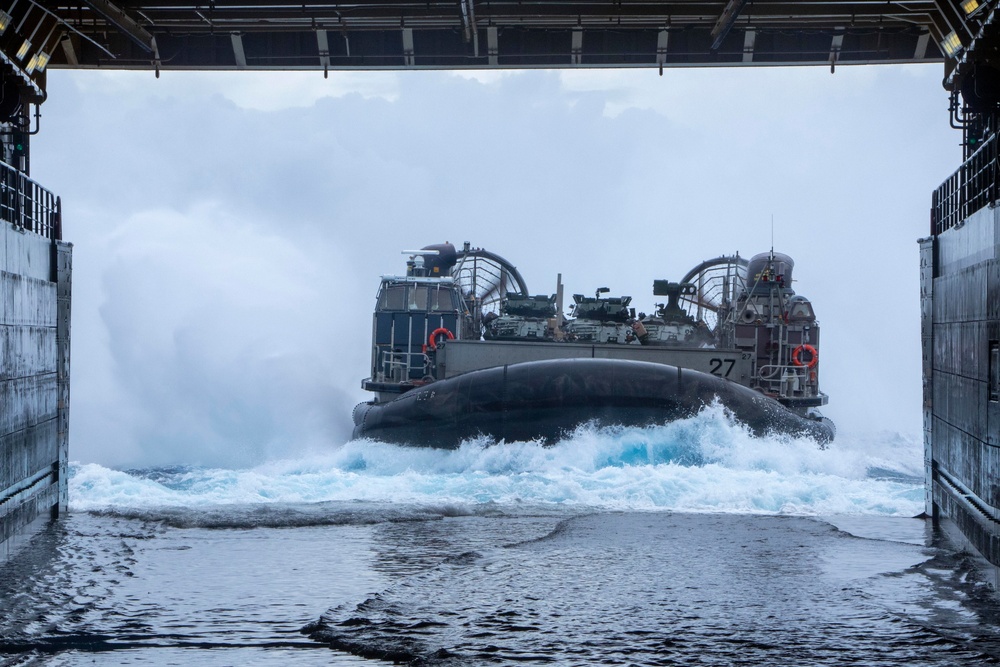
[{"left": 70, "top": 408, "right": 924, "bottom": 517}]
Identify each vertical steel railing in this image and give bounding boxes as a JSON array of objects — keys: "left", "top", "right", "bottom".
[
  {"left": 0, "top": 160, "right": 60, "bottom": 241},
  {"left": 931, "top": 132, "right": 1000, "bottom": 235}
]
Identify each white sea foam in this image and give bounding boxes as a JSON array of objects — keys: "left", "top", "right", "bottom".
[{"left": 69, "top": 406, "right": 924, "bottom": 516}]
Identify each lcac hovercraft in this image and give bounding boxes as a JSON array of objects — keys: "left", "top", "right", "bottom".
[{"left": 352, "top": 243, "right": 834, "bottom": 447}]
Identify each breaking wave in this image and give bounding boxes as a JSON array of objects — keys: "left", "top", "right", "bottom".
[{"left": 69, "top": 406, "right": 923, "bottom": 518}]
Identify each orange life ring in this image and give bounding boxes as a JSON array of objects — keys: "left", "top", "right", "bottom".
[
  {"left": 792, "top": 344, "right": 818, "bottom": 369},
  {"left": 427, "top": 327, "right": 455, "bottom": 350}
]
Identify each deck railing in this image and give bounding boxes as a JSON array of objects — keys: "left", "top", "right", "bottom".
[
  {"left": 931, "top": 132, "right": 1000, "bottom": 235},
  {"left": 0, "top": 160, "right": 60, "bottom": 241}
]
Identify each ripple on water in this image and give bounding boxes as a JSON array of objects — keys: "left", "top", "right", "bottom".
[{"left": 309, "top": 513, "right": 1000, "bottom": 665}]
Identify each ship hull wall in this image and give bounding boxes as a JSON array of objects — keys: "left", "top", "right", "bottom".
[
  {"left": 923, "top": 204, "right": 1000, "bottom": 582},
  {"left": 0, "top": 221, "right": 71, "bottom": 561}
]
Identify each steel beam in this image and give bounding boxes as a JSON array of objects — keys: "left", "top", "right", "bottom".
[
  {"left": 742, "top": 28, "right": 755, "bottom": 63},
  {"left": 80, "top": 0, "right": 155, "bottom": 53},
  {"left": 231, "top": 32, "right": 247, "bottom": 69},
  {"left": 711, "top": 0, "right": 749, "bottom": 50}
]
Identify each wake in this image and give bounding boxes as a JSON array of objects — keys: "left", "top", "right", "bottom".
[{"left": 70, "top": 405, "right": 923, "bottom": 516}]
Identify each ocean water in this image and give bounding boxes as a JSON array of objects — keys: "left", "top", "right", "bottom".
[{"left": 3, "top": 408, "right": 1000, "bottom": 665}]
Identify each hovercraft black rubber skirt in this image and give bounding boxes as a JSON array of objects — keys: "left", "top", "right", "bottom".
[{"left": 352, "top": 358, "right": 834, "bottom": 448}]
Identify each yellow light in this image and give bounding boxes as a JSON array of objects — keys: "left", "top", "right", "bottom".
[
  {"left": 941, "top": 31, "right": 963, "bottom": 58},
  {"left": 24, "top": 53, "right": 37, "bottom": 74},
  {"left": 35, "top": 51, "right": 49, "bottom": 72},
  {"left": 15, "top": 39, "right": 30, "bottom": 61},
  {"left": 0, "top": 10, "right": 11, "bottom": 34},
  {"left": 962, "top": 0, "right": 983, "bottom": 16}
]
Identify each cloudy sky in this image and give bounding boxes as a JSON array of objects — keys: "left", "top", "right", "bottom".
[{"left": 32, "top": 64, "right": 957, "bottom": 468}]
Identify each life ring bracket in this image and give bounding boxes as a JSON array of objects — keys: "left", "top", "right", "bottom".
[
  {"left": 428, "top": 327, "right": 455, "bottom": 350},
  {"left": 792, "top": 344, "right": 818, "bottom": 369}
]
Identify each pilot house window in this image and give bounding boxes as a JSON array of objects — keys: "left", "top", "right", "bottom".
[
  {"left": 408, "top": 286, "right": 429, "bottom": 311},
  {"left": 431, "top": 287, "right": 455, "bottom": 312},
  {"left": 378, "top": 284, "right": 459, "bottom": 313},
  {"left": 991, "top": 341, "right": 999, "bottom": 403},
  {"left": 379, "top": 285, "right": 406, "bottom": 311}
]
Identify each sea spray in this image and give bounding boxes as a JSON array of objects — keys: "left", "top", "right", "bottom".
[{"left": 70, "top": 406, "right": 924, "bottom": 516}]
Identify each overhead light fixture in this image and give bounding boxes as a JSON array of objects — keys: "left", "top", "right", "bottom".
[
  {"left": 0, "top": 0, "right": 21, "bottom": 34},
  {"left": 941, "top": 30, "right": 963, "bottom": 58},
  {"left": 961, "top": 0, "right": 985, "bottom": 17},
  {"left": 24, "top": 51, "right": 37, "bottom": 73},
  {"left": 33, "top": 22, "right": 57, "bottom": 72},
  {"left": 13, "top": 5, "right": 51, "bottom": 67}
]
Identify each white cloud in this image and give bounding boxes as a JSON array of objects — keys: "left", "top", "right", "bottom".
[
  {"left": 449, "top": 69, "right": 519, "bottom": 85},
  {"left": 71, "top": 70, "right": 400, "bottom": 111},
  {"left": 559, "top": 64, "right": 895, "bottom": 120}
]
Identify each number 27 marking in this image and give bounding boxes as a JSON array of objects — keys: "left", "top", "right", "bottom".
[{"left": 709, "top": 358, "right": 735, "bottom": 377}]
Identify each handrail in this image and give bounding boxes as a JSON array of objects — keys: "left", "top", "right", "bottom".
[
  {"left": 379, "top": 350, "right": 429, "bottom": 382},
  {"left": 757, "top": 363, "right": 807, "bottom": 381},
  {"left": 756, "top": 363, "right": 820, "bottom": 400},
  {"left": 0, "top": 160, "right": 61, "bottom": 241},
  {"left": 931, "top": 132, "right": 999, "bottom": 236}
]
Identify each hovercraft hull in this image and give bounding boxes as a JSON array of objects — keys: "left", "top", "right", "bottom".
[{"left": 352, "top": 358, "right": 834, "bottom": 448}]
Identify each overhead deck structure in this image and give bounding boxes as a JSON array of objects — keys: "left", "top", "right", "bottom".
[{"left": 0, "top": 1, "right": 962, "bottom": 88}]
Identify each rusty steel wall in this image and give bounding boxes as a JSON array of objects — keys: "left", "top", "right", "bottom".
[
  {"left": 0, "top": 221, "right": 71, "bottom": 561},
  {"left": 925, "top": 203, "right": 1000, "bottom": 575}
]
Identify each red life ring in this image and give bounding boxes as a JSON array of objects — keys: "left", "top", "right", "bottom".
[
  {"left": 792, "top": 344, "right": 818, "bottom": 369},
  {"left": 427, "top": 327, "right": 455, "bottom": 350}
]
